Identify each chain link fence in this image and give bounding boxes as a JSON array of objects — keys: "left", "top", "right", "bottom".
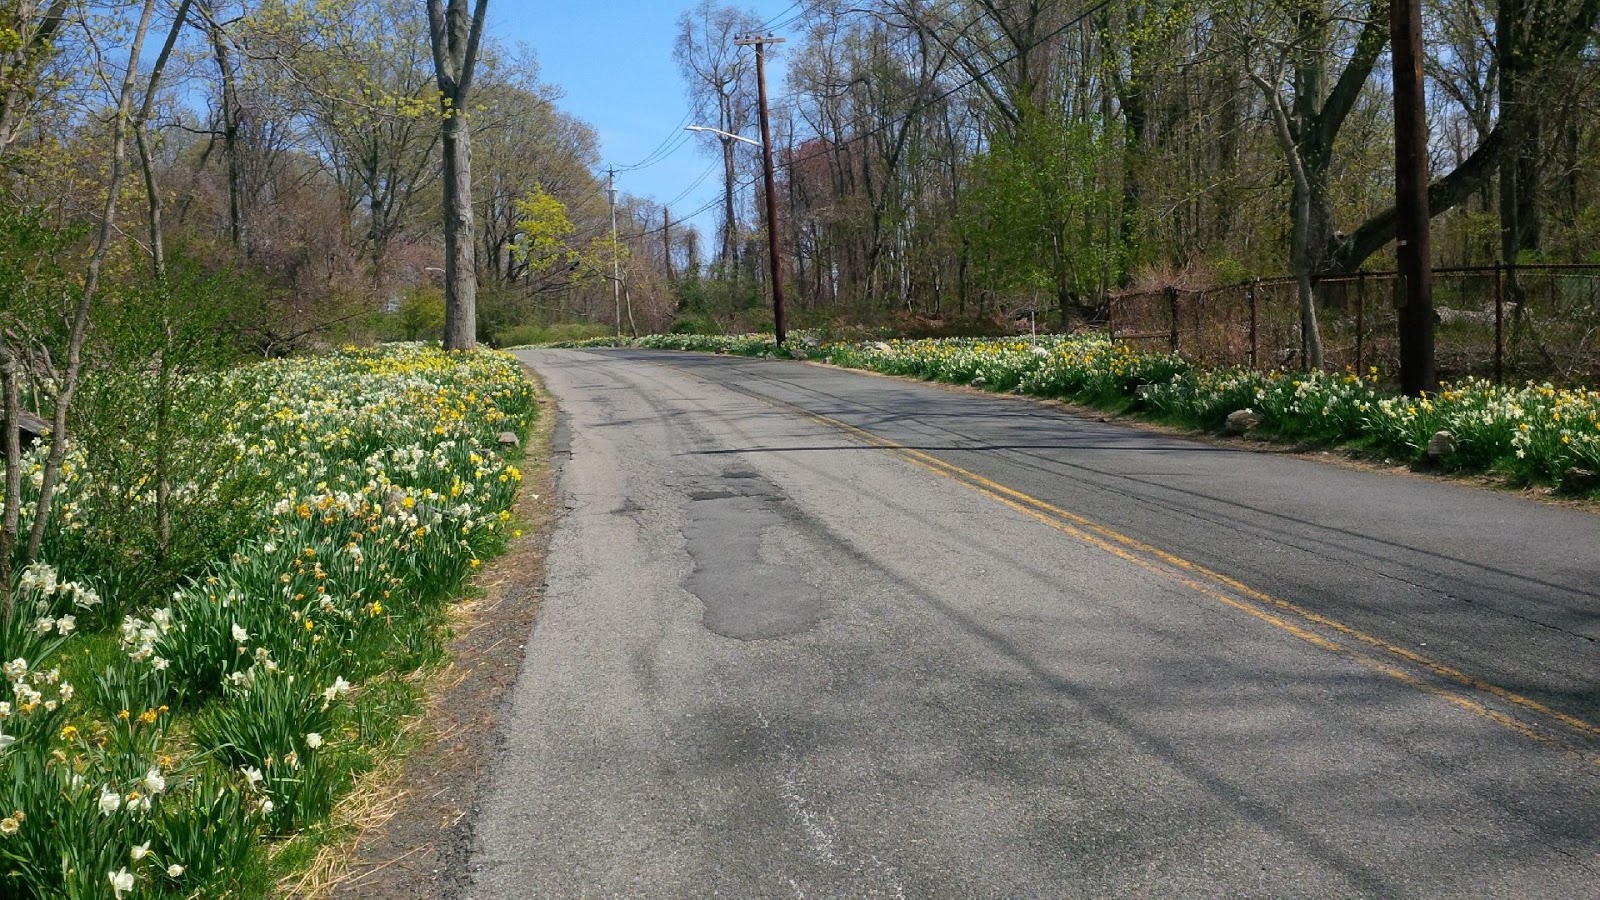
[{"left": 1108, "top": 264, "right": 1600, "bottom": 385}]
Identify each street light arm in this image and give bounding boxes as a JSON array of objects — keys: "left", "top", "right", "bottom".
[{"left": 685, "top": 125, "right": 761, "bottom": 147}]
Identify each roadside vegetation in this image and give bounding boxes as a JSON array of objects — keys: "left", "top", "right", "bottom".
[
  {"left": 0, "top": 344, "right": 533, "bottom": 898},
  {"left": 539, "top": 333, "right": 1600, "bottom": 495}
]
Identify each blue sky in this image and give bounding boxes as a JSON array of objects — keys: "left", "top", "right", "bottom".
[{"left": 489, "top": 1, "right": 804, "bottom": 247}]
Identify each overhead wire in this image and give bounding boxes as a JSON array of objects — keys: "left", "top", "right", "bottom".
[
  {"left": 635, "top": 190, "right": 740, "bottom": 239},
  {"left": 660, "top": 159, "right": 723, "bottom": 208},
  {"left": 609, "top": 0, "right": 819, "bottom": 176},
  {"left": 611, "top": 108, "right": 697, "bottom": 172},
  {"left": 756, "top": 0, "right": 808, "bottom": 31}
]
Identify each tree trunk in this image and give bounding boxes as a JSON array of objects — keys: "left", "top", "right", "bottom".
[
  {"left": 28, "top": 0, "right": 161, "bottom": 561},
  {"left": 428, "top": 0, "right": 488, "bottom": 351},
  {"left": 441, "top": 109, "right": 477, "bottom": 348},
  {"left": 205, "top": 1, "right": 243, "bottom": 251},
  {"left": 1253, "top": 72, "right": 1326, "bottom": 369},
  {"left": 1, "top": 346, "right": 21, "bottom": 615},
  {"left": 721, "top": 134, "right": 738, "bottom": 274}
]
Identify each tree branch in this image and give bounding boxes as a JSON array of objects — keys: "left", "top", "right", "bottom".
[{"left": 1328, "top": 126, "right": 1504, "bottom": 274}]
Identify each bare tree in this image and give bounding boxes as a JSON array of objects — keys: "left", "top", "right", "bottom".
[{"left": 675, "top": 1, "right": 761, "bottom": 274}]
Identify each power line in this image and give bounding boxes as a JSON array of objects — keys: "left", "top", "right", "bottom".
[
  {"left": 612, "top": 108, "right": 697, "bottom": 172},
  {"left": 661, "top": 159, "right": 722, "bottom": 208},
  {"left": 757, "top": 0, "right": 807, "bottom": 31},
  {"left": 635, "top": 177, "right": 757, "bottom": 238}
]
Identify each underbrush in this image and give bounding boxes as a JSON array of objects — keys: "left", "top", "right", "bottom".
[{"left": 0, "top": 343, "right": 534, "bottom": 897}]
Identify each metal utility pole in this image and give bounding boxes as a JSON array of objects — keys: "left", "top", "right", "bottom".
[
  {"left": 608, "top": 167, "right": 621, "bottom": 339},
  {"left": 735, "top": 33, "right": 786, "bottom": 346},
  {"left": 1392, "top": 0, "right": 1435, "bottom": 395}
]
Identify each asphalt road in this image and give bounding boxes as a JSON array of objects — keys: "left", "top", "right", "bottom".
[{"left": 467, "top": 348, "right": 1600, "bottom": 898}]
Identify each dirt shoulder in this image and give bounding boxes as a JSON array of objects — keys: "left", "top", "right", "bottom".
[{"left": 299, "top": 365, "right": 562, "bottom": 898}]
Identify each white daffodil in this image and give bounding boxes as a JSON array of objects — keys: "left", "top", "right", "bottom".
[
  {"left": 131, "top": 841, "right": 151, "bottom": 861},
  {"left": 305, "top": 732, "right": 324, "bottom": 749},
  {"left": 167, "top": 863, "right": 184, "bottom": 878},
  {"left": 321, "top": 675, "right": 351, "bottom": 705},
  {"left": 143, "top": 767, "right": 166, "bottom": 795},
  {"left": 231, "top": 623, "right": 249, "bottom": 643},
  {"left": 109, "top": 867, "right": 135, "bottom": 898},
  {"left": 241, "top": 765, "right": 263, "bottom": 788},
  {"left": 98, "top": 786, "right": 122, "bottom": 815}
]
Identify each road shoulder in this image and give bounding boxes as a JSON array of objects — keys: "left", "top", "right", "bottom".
[{"left": 309, "top": 366, "right": 561, "bottom": 899}]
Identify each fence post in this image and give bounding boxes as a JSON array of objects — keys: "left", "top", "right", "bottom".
[
  {"left": 1107, "top": 291, "right": 1116, "bottom": 341},
  {"left": 1248, "top": 279, "right": 1259, "bottom": 369},
  {"left": 1493, "top": 262, "right": 1504, "bottom": 384},
  {"left": 1355, "top": 273, "right": 1366, "bottom": 376},
  {"left": 1167, "top": 286, "right": 1179, "bottom": 353}
]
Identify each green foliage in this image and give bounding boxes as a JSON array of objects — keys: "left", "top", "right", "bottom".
[
  {"left": 512, "top": 186, "right": 588, "bottom": 279},
  {"left": 394, "top": 286, "right": 446, "bottom": 342},
  {"left": 190, "top": 667, "right": 340, "bottom": 834},
  {"left": 963, "top": 114, "right": 1123, "bottom": 315},
  {"left": 60, "top": 252, "right": 263, "bottom": 614}
]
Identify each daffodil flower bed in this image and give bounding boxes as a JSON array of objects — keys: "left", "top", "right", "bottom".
[
  {"left": 0, "top": 344, "right": 534, "bottom": 898},
  {"left": 550, "top": 332, "right": 1600, "bottom": 491}
]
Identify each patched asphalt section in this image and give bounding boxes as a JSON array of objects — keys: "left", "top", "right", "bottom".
[{"left": 683, "top": 469, "right": 825, "bottom": 640}]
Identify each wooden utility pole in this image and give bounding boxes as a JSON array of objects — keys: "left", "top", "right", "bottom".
[
  {"left": 736, "top": 33, "right": 786, "bottom": 346},
  {"left": 663, "top": 208, "right": 674, "bottom": 282},
  {"left": 608, "top": 167, "right": 621, "bottom": 338},
  {"left": 1392, "top": 0, "right": 1435, "bottom": 395}
]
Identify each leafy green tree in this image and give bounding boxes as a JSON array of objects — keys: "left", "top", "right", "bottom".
[
  {"left": 963, "top": 114, "right": 1122, "bottom": 328},
  {"left": 396, "top": 286, "right": 447, "bottom": 340}
]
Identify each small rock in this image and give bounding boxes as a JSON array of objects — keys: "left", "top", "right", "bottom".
[
  {"left": 1426, "top": 430, "right": 1454, "bottom": 460},
  {"left": 1224, "top": 409, "right": 1261, "bottom": 434},
  {"left": 382, "top": 490, "right": 406, "bottom": 516},
  {"left": 789, "top": 349, "right": 810, "bottom": 361},
  {"left": 496, "top": 431, "right": 520, "bottom": 449},
  {"left": 1560, "top": 467, "right": 1599, "bottom": 495}
]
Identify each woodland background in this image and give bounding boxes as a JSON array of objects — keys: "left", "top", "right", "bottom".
[{"left": 0, "top": 0, "right": 1596, "bottom": 350}]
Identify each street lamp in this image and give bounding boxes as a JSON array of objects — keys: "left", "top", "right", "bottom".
[{"left": 685, "top": 123, "right": 786, "bottom": 345}]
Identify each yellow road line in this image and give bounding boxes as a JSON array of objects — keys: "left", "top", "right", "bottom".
[{"left": 796, "top": 407, "right": 1599, "bottom": 757}]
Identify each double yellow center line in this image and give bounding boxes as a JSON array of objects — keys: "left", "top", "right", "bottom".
[{"left": 798, "top": 405, "right": 1599, "bottom": 765}]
